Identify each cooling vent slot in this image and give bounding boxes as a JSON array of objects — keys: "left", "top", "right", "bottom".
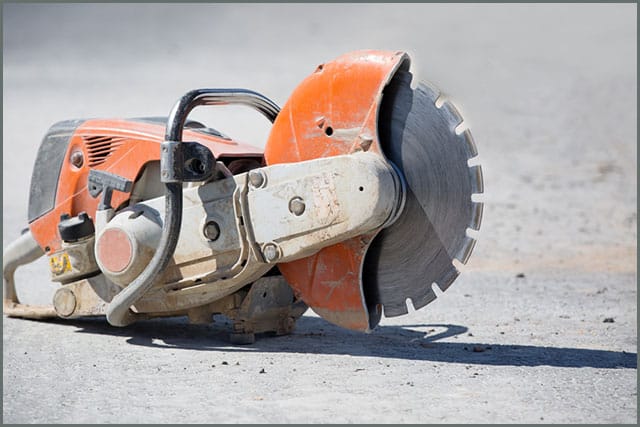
[{"left": 82, "top": 135, "right": 125, "bottom": 167}]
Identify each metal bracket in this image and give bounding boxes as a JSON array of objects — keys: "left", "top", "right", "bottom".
[
  {"left": 87, "top": 170, "right": 133, "bottom": 210},
  {"left": 160, "top": 141, "right": 216, "bottom": 183},
  {"left": 106, "top": 88, "right": 280, "bottom": 328}
]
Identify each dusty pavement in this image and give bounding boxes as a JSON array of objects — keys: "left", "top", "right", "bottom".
[{"left": 2, "top": 3, "right": 637, "bottom": 424}]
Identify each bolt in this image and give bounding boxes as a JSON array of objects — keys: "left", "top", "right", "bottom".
[
  {"left": 203, "top": 220, "right": 220, "bottom": 241},
  {"left": 70, "top": 151, "right": 84, "bottom": 168},
  {"left": 262, "top": 242, "right": 280, "bottom": 263},
  {"left": 53, "top": 288, "right": 76, "bottom": 317},
  {"left": 288, "top": 197, "right": 306, "bottom": 216},
  {"left": 248, "top": 169, "right": 266, "bottom": 188}
]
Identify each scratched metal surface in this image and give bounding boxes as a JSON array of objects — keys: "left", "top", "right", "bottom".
[{"left": 2, "top": 3, "right": 636, "bottom": 423}]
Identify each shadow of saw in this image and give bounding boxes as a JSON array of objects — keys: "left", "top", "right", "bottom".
[{"left": 23, "top": 315, "right": 637, "bottom": 370}]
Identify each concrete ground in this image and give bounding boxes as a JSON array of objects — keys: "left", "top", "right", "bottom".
[{"left": 2, "top": 3, "right": 637, "bottom": 423}]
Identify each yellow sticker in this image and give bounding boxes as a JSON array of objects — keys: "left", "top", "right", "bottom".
[{"left": 49, "top": 253, "right": 72, "bottom": 275}]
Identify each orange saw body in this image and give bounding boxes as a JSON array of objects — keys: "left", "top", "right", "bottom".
[
  {"left": 3, "top": 50, "right": 483, "bottom": 343},
  {"left": 265, "top": 50, "right": 410, "bottom": 331}
]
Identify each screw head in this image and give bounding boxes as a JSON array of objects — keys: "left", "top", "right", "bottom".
[
  {"left": 70, "top": 151, "right": 84, "bottom": 168},
  {"left": 262, "top": 242, "right": 280, "bottom": 263},
  {"left": 248, "top": 169, "right": 266, "bottom": 188},
  {"left": 203, "top": 220, "right": 220, "bottom": 241},
  {"left": 53, "top": 288, "right": 76, "bottom": 317},
  {"left": 288, "top": 197, "right": 306, "bottom": 216}
]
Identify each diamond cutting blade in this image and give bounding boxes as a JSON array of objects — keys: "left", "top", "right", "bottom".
[{"left": 363, "top": 70, "right": 484, "bottom": 322}]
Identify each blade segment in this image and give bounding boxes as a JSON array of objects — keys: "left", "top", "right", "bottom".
[{"left": 363, "top": 70, "right": 483, "bottom": 320}]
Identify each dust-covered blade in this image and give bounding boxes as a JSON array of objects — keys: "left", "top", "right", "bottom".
[{"left": 363, "top": 70, "right": 483, "bottom": 325}]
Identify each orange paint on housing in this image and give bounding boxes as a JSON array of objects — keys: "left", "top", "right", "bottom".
[
  {"left": 29, "top": 118, "right": 262, "bottom": 253},
  {"left": 265, "top": 50, "right": 409, "bottom": 331}
]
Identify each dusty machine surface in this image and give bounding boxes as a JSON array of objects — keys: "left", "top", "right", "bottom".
[{"left": 3, "top": 50, "right": 483, "bottom": 343}]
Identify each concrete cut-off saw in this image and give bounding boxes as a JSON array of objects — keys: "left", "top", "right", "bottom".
[{"left": 3, "top": 50, "right": 483, "bottom": 344}]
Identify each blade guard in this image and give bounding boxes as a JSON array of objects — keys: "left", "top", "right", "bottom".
[{"left": 264, "top": 50, "right": 410, "bottom": 331}]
